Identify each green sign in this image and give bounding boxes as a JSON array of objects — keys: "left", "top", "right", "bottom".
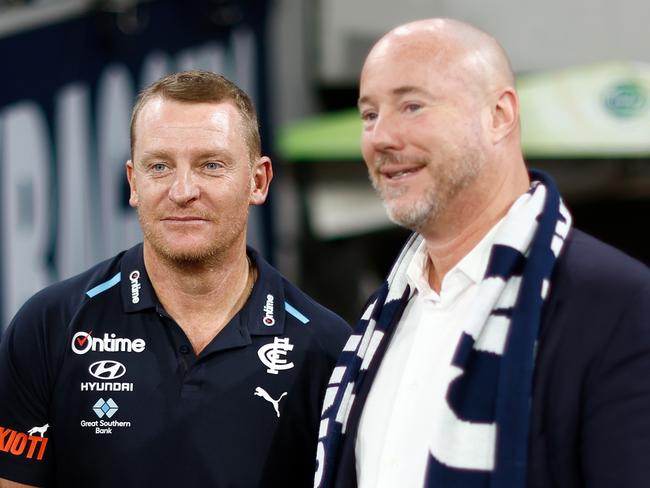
[{"left": 603, "top": 81, "right": 648, "bottom": 118}]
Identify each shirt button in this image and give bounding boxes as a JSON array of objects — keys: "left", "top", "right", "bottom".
[{"left": 179, "top": 345, "right": 191, "bottom": 354}]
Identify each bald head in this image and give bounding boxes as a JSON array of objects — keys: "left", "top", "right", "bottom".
[
  {"left": 358, "top": 18, "right": 529, "bottom": 236},
  {"left": 363, "top": 18, "right": 514, "bottom": 100}
]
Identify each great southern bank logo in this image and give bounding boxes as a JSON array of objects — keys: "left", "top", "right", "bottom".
[
  {"left": 129, "top": 270, "right": 141, "bottom": 304},
  {"left": 93, "top": 398, "right": 118, "bottom": 418},
  {"left": 71, "top": 332, "right": 146, "bottom": 355},
  {"left": 81, "top": 399, "right": 132, "bottom": 435}
]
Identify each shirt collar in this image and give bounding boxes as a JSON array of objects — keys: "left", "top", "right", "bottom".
[
  {"left": 120, "top": 244, "right": 287, "bottom": 337},
  {"left": 456, "top": 218, "right": 505, "bottom": 284},
  {"left": 405, "top": 239, "right": 432, "bottom": 296},
  {"left": 239, "top": 246, "right": 287, "bottom": 337},
  {"left": 406, "top": 217, "right": 506, "bottom": 298},
  {"left": 121, "top": 243, "right": 157, "bottom": 312}
]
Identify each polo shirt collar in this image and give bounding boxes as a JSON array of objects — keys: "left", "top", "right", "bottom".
[
  {"left": 242, "top": 247, "right": 287, "bottom": 336},
  {"left": 120, "top": 244, "right": 287, "bottom": 337},
  {"left": 121, "top": 243, "right": 157, "bottom": 312}
]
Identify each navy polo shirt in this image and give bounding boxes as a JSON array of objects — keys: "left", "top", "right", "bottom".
[{"left": 0, "top": 244, "right": 350, "bottom": 487}]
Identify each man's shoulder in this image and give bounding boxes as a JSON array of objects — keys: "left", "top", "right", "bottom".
[
  {"left": 7, "top": 249, "right": 129, "bottom": 331},
  {"left": 541, "top": 227, "right": 649, "bottom": 353},
  {"left": 555, "top": 228, "right": 649, "bottom": 295},
  {"left": 282, "top": 277, "right": 350, "bottom": 327},
  {"left": 274, "top": 270, "right": 351, "bottom": 355},
  {"left": 1, "top": 249, "right": 131, "bottom": 376},
  {"left": 250, "top": 248, "right": 350, "bottom": 335}
]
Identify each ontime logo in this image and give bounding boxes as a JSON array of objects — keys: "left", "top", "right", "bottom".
[
  {"left": 263, "top": 294, "right": 275, "bottom": 326},
  {"left": 71, "top": 332, "right": 146, "bottom": 355},
  {"left": 129, "top": 270, "right": 141, "bottom": 304}
]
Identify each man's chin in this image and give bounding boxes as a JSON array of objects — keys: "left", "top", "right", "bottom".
[
  {"left": 150, "top": 241, "right": 220, "bottom": 265},
  {"left": 384, "top": 199, "right": 434, "bottom": 231}
]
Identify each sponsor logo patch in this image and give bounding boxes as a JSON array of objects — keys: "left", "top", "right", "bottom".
[
  {"left": 71, "top": 331, "right": 146, "bottom": 355},
  {"left": 257, "top": 337, "right": 294, "bottom": 375},
  {"left": 93, "top": 398, "right": 119, "bottom": 418},
  {"left": 129, "top": 270, "right": 141, "bottom": 304},
  {"left": 81, "top": 360, "right": 134, "bottom": 392},
  {"left": 0, "top": 424, "right": 49, "bottom": 461},
  {"left": 263, "top": 294, "right": 275, "bottom": 326},
  {"left": 81, "top": 382, "right": 133, "bottom": 392},
  {"left": 89, "top": 360, "right": 126, "bottom": 380},
  {"left": 254, "top": 386, "right": 287, "bottom": 418},
  {"left": 80, "top": 398, "right": 132, "bottom": 435}
]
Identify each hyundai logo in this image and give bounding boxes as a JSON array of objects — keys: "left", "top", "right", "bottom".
[{"left": 88, "top": 360, "right": 126, "bottom": 380}]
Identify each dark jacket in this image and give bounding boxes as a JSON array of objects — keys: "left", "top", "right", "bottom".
[
  {"left": 325, "top": 228, "right": 650, "bottom": 488},
  {"left": 528, "top": 229, "right": 650, "bottom": 487}
]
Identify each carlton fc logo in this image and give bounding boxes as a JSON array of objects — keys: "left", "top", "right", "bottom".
[{"left": 257, "top": 337, "right": 294, "bottom": 375}]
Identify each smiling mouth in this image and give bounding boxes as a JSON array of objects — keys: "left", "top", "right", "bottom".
[{"left": 382, "top": 166, "right": 424, "bottom": 180}]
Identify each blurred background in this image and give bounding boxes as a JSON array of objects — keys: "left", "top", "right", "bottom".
[{"left": 0, "top": 0, "right": 648, "bottom": 329}]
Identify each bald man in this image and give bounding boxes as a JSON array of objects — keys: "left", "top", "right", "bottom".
[{"left": 315, "top": 18, "right": 650, "bottom": 488}]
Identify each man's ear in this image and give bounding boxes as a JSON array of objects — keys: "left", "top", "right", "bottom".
[
  {"left": 490, "top": 87, "right": 519, "bottom": 144},
  {"left": 250, "top": 156, "right": 273, "bottom": 206},
  {"left": 126, "top": 160, "right": 138, "bottom": 208}
]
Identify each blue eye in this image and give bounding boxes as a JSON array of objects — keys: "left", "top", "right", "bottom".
[
  {"left": 152, "top": 163, "right": 167, "bottom": 172},
  {"left": 205, "top": 161, "right": 222, "bottom": 170}
]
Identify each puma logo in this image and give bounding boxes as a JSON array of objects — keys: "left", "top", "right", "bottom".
[
  {"left": 27, "top": 424, "right": 50, "bottom": 437},
  {"left": 254, "top": 387, "right": 287, "bottom": 418}
]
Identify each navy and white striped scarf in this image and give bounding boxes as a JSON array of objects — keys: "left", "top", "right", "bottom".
[{"left": 314, "top": 171, "right": 571, "bottom": 488}]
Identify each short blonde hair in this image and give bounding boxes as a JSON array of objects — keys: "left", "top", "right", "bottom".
[{"left": 130, "top": 70, "right": 261, "bottom": 159}]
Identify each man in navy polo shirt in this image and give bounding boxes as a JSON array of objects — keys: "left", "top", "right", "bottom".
[{"left": 0, "top": 70, "right": 350, "bottom": 487}]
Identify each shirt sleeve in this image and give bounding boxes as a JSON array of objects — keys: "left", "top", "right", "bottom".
[{"left": 0, "top": 296, "right": 57, "bottom": 487}]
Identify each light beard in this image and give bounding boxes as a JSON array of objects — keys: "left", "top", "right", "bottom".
[
  {"left": 370, "top": 151, "right": 483, "bottom": 232},
  {"left": 138, "top": 211, "right": 248, "bottom": 268}
]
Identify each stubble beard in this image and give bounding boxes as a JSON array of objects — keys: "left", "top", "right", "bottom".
[
  {"left": 370, "top": 150, "right": 483, "bottom": 232},
  {"left": 138, "top": 210, "right": 249, "bottom": 267}
]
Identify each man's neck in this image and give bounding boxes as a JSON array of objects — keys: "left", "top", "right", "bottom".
[
  {"left": 143, "top": 241, "right": 254, "bottom": 354},
  {"left": 421, "top": 165, "right": 529, "bottom": 293}
]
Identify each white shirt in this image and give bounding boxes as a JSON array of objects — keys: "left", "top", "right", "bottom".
[{"left": 355, "top": 222, "right": 504, "bottom": 488}]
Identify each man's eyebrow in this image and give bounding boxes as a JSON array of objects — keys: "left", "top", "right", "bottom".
[
  {"left": 358, "top": 86, "right": 433, "bottom": 108},
  {"left": 140, "top": 150, "right": 170, "bottom": 159},
  {"left": 139, "top": 149, "right": 234, "bottom": 163},
  {"left": 392, "top": 86, "right": 432, "bottom": 98},
  {"left": 358, "top": 95, "right": 371, "bottom": 109}
]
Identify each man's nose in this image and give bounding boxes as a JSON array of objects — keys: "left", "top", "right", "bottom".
[
  {"left": 168, "top": 167, "right": 200, "bottom": 204},
  {"left": 366, "top": 112, "right": 404, "bottom": 152}
]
